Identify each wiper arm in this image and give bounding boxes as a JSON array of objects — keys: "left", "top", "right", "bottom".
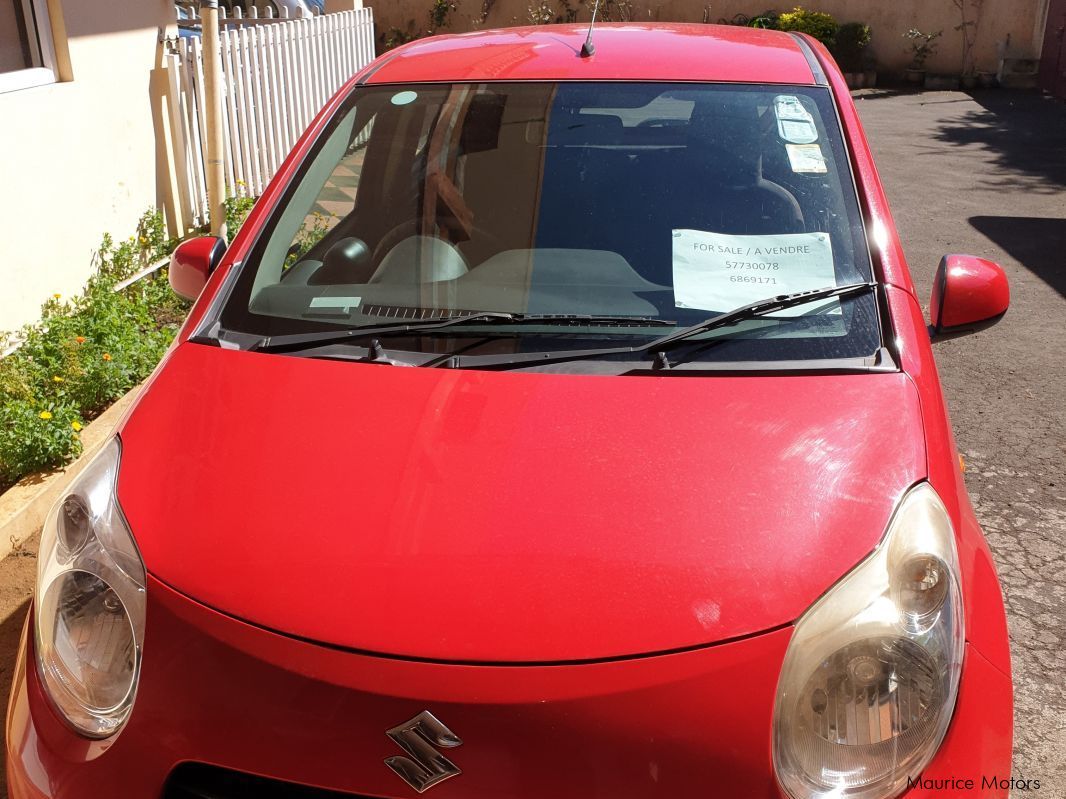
[
  {"left": 441, "top": 282, "right": 877, "bottom": 370},
  {"left": 249, "top": 313, "right": 673, "bottom": 353},
  {"left": 250, "top": 312, "right": 515, "bottom": 353},
  {"left": 643, "top": 282, "right": 877, "bottom": 352}
]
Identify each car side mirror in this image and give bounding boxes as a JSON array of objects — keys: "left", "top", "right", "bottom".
[
  {"left": 929, "top": 254, "right": 1009, "bottom": 342},
  {"left": 169, "top": 236, "right": 226, "bottom": 301}
]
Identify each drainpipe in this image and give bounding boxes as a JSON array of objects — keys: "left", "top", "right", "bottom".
[{"left": 200, "top": 0, "right": 228, "bottom": 240}]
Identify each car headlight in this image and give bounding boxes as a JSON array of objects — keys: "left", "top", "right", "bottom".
[
  {"left": 34, "top": 438, "right": 145, "bottom": 738},
  {"left": 773, "top": 483, "right": 964, "bottom": 799}
]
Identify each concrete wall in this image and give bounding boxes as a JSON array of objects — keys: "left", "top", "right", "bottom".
[
  {"left": 366, "top": 0, "right": 1044, "bottom": 75},
  {"left": 0, "top": 0, "right": 176, "bottom": 333}
]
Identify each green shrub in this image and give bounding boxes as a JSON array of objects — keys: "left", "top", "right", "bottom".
[
  {"left": 776, "top": 6, "right": 838, "bottom": 49},
  {"left": 224, "top": 193, "right": 257, "bottom": 236},
  {"left": 833, "top": 21, "right": 872, "bottom": 72},
  {"left": 0, "top": 209, "right": 193, "bottom": 491},
  {"left": 0, "top": 401, "right": 84, "bottom": 486},
  {"left": 747, "top": 10, "right": 780, "bottom": 29}
]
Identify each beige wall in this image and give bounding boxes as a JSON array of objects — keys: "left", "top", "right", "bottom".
[
  {"left": 367, "top": 0, "right": 1044, "bottom": 74},
  {"left": 0, "top": 0, "right": 175, "bottom": 333}
]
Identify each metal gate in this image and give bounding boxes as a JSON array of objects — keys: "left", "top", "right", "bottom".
[
  {"left": 1039, "top": 0, "right": 1066, "bottom": 98},
  {"left": 166, "top": 5, "right": 376, "bottom": 233}
]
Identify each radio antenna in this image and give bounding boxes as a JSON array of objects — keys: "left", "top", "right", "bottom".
[{"left": 581, "top": 0, "right": 599, "bottom": 57}]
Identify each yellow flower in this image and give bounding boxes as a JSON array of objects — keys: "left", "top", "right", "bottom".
[
  {"left": 102, "top": 353, "right": 112, "bottom": 361},
  {"left": 139, "top": 236, "right": 147, "bottom": 245},
  {"left": 39, "top": 411, "right": 53, "bottom": 420},
  {"left": 52, "top": 375, "right": 64, "bottom": 383},
  {"left": 53, "top": 293, "right": 61, "bottom": 300},
  {"left": 71, "top": 421, "right": 83, "bottom": 432}
]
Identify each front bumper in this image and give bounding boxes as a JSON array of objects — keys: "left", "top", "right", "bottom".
[{"left": 6, "top": 575, "right": 1012, "bottom": 798}]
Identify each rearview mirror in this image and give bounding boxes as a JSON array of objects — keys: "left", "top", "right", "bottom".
[
  {"left": 169, "top": 236, "right": 226, "bottom": 301},
  {"left": 929, "top": 254, "right": 1009, "bottom": 341}
]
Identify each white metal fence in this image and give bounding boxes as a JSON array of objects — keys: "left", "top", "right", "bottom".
[{"left": 166, "top": 6, "right": 376, "bottom": 232}]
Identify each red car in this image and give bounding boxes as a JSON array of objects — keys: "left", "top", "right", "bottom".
[{"left": 7, "top": 23, "right": 1013, "bottom": 799}]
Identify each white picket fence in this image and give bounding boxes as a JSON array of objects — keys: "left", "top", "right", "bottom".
[{"left": 166, "top": 6, "right": 376, "bottom": 232}]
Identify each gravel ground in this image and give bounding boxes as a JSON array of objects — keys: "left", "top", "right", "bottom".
[
  {"left": 854, "top": 88, "right": 1066, "bottom": 796},
  {"left": 0, "top": 89, "right": 1062, "bottom": 797}
]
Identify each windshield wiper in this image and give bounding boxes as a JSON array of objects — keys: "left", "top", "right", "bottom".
[
  {"left": 250, "top": 312, "right": 513, "bottom": 352},
  {"left": 249, "top": 313, "right": 673, "bottom": 353},
  {"left": 440, "top": 282, "right": 878, "bottom": 370},
  {"left": 642, "top": 281, "right": 876, "bottom": 352}
]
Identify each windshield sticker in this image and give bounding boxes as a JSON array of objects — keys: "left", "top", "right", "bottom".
[
  {"left": 786, "top": 143, "right": 828, "bottom": 174},
  {"left": 774, "top": 95, "right": 818, "bottom": 144},
  {"left": 309, "top": 296, "right": 362, "bottom": 312},
  {"left": 391, "top": 90, "right": 418, "bottom": 106},
  {"left": 672, "top": 229, "right": 836, "bottom": 315}
]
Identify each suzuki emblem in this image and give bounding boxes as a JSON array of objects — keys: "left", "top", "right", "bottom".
[{"left": 384, "top": 711, "right": 463, "bottom": 793}]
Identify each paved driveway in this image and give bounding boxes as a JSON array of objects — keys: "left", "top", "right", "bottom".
[{"left": 855, "top": 88, "right": 1066, "bottom": 796}]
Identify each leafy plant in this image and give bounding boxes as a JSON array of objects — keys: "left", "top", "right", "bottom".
[
  {"left": 224, "top": 192, "right": 256, "bottom": 235},
  {"left": 775, "top": 6, "right": 838, "bottom": 48},
  {"left": 473, "top": 0, "right": 498, "bottom": 27},
  {"left": 428, "top": 0, "right": 457, "bottom": 32},
  {"left": 747, "top": 10, "right": 781, "bottom": 29},
  {"left": 380, "top": 21, "right": 419, "bottom": 52},
  {"left": 904, "top": 28, "right": 942, "bottom": 71},
  {"left": 0, "top": 209, "right": 200, "bottom": 492},
  {"left": 598, "top": 0, "right": 636, "bottom": 22},
  {"left": 832, "top": 21, "right": 872, "bottom": 73},
  {"left": 283, "top": 211, "right": 337, "bottom": 271},
  {"left": 528, "top": 1, "right": 554, "bottom": 24}
]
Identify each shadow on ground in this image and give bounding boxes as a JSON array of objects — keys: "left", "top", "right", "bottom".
[
  {"left": 932, "top": 91, "right": 1066, "bottom": 193},
  {"left": 970, "top": 216, "right": 1066, "bottom": 299}
]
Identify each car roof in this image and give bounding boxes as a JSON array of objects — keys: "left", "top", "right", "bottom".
[{"left": 365, "top": 23, "right": 819, "bottom": 86}]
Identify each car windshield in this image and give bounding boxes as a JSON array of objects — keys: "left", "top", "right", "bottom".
[{"left": 219, "top": 81, "right": 882, "bottom": 367}]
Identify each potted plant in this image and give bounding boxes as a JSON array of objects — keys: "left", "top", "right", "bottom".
[
  {"left": 833, "top": 22, "right": 872, "bottom": 88},
  {"left": 903, "top": 28, "right": 942, "bottom": 84}
]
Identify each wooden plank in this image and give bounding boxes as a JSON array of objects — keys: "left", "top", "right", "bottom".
[
  {"left": 279, "top": 20, "right": 301, "bottom": 147},
  {"left": 346, "top": 10, "right": 356, "bottom": 77},
  {"left": 243, "top": 25, "right": 267, "bottom": 194},
  {"left": 356, "top": 9, "right": 373, "bottom": 75},
  {"left": 265, "top": 23, "right": 287, "bottom": 164},
  {"left": 217, "top": 32, "right": 238, "bottom": 198},
  {"left": 221, "top": 29, "right": 246, "bottom": 195},
  {"left": 298, "top": 19, "right": 316, "bottom": 125},
  {"left": 247, "top": 25, "right": 274, "bottom": 190},
  {"left": 256, "top": 22, "right": 276, "bottom": 178},
  {"left": 176, "top": 40, "right": 201, "bottom": 226},
  {"left": 310, "top": 16, "right": 327, "bottom": 110},
  {"left": 165, "top": 51, "right": 194, "bottom": 233},
  {"left": 230, "top": 26, "right": 256, "bottom": 196},
  {"left": 188, "top": 37, "right": 211, "bottom": 225}
]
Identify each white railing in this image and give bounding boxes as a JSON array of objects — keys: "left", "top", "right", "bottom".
[{"left": 166, "top": 6, "right": 376, "bottom": 232}]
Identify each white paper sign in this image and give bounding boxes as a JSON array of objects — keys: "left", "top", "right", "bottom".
[{"left": 672, "top": 229, "right": 836, "bottom": 313}]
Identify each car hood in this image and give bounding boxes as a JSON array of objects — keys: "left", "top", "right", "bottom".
[{"left": 118, "top": 344, "right": 925, "bottom": 662}]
